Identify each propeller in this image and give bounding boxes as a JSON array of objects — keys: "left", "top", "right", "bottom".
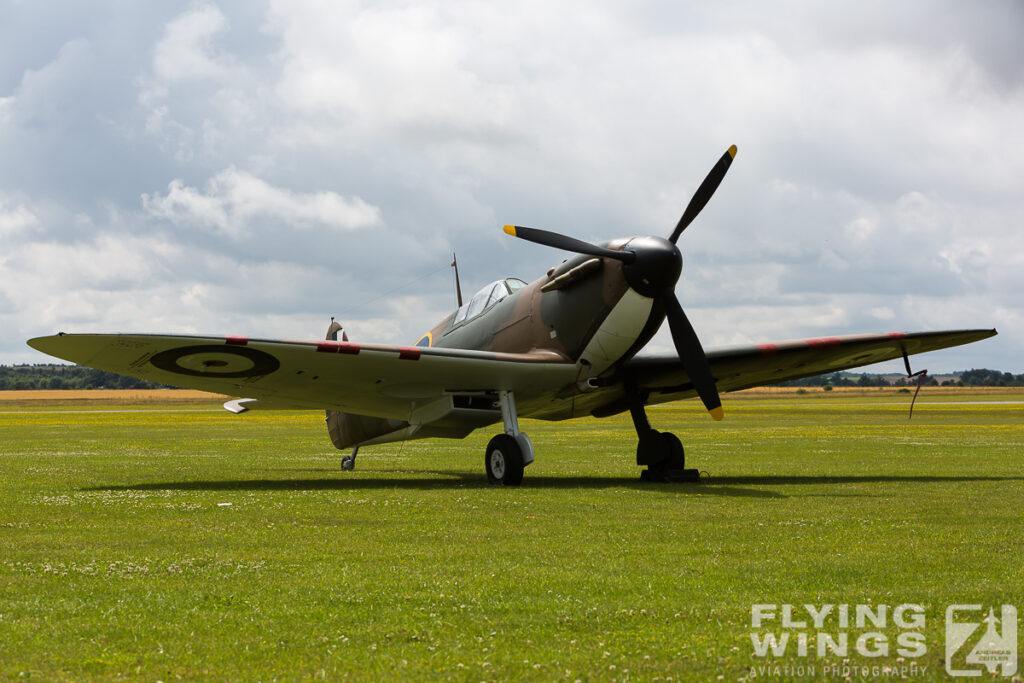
[
  {"left": 503, "top": 145, "right": 736, "bottom": 421},
  {"left": 669, "top": 145, "right": 736, "bottom": 243},
  {"left": 663, "top": 292, "right": 723, "bottom": 420},
  {"left": 502, "top": 225, "right": 634, "bottom": 263}
]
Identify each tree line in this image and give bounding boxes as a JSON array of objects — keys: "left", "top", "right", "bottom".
[
  {"left": 2, "top": 364, "right": 1022, "bottom": 391},
  {"left": 0, "top": 365, "right": 170, "bottom": 390},
  {"left": 780, "top": 368, "right": 1024, "bottom": 388}
]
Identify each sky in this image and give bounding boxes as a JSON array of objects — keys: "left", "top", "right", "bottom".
[{"left": 2, "top": 0, "right": 1021, "bottom": 373}]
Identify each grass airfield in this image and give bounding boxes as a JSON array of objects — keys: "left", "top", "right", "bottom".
[{"left": 1, "top": 388, "right": 1022, "bottom": 680}]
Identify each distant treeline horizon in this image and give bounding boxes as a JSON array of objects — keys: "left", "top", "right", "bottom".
[
  {"left": 2, "top": 363, "right": 1022, "bottom": 391},
  {"left": 780, "top": 368, "right": 1024, "bottom": 388},
  {"left": 0, "top": 364, "right": 170, "bottom": 390}
]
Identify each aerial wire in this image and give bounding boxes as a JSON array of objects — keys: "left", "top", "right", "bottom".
[{"left": 333, "top": 262, "right": 453, "bottom": 318}]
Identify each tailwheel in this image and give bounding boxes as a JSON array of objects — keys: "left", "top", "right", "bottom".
[
  {"left": 485, "top": 434, "right": 524, "bottom": 486},
  {"left": 341, "top": 447, "right": 358, "bottom": 471}
]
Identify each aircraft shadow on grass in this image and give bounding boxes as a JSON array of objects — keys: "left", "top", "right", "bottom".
[
  {"left": 84, "top": 473, "right": 1024, "bottom": 500},
  {"left": 708, "top": 474, "right": 1024, "bottom": 486},
  {"left": 85, "top": 473, "right": 782, "bottom": 498}
]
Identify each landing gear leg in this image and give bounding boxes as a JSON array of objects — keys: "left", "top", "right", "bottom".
[
  {"left": 485, "top": 391, "right": 534, "bottom": 486},
  {"left": 341, "top": 446, "right": 358, "bottom": 471},
  {"left": 630, "top": 400, "right": 699, "bottom": 483}
]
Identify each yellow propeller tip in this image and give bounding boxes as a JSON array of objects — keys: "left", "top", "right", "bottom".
[
  {"left": 727, "top": 145, "right": 737, "bottom": 159},
  {"left": 710, "top": 406, "right": 725, "bottom": 421},
  {"left": 503, "top": 225, "right": 517, "bottom": 236}
]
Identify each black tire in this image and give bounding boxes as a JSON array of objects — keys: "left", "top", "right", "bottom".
[
  {"left": 485, "top": 434, "right": 524, "bottom": 486},
  {"left": 635, "top": 428, "right": 664, "bottom": 466},
  {"left": 660, "top": 432, "right": 685, "bottom": 469},
  {"left": 639, "top": 468, "right": 663, "bottom": 482}
]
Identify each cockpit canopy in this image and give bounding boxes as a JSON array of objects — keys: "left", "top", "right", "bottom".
[{"left": 453, "top": 278, "right": 527, "bottom": 326}]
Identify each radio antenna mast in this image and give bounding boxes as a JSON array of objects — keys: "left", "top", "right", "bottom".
[{"left": 451, "top": 252, "right": 464, "bottom": 307}]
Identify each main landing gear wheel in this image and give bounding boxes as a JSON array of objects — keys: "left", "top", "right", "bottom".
[
  {"left": 485, "top": 434, "right": 524, "bottom": 486},
  {"left": 630, "top": 400, "right": 700, "bottom": 483},
  {"left": 637, "top": 430, "right": 699, "bottom": 483}
]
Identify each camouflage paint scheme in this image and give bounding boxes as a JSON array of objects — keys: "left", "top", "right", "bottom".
[
  {"left": 23, "top": 143, "right": 999, "bottom": 481},
  {"left": 327, "top": 245, "right": 641, "bottom": 448},
  {"left": 29, "top": 229, "right": 996, "bottom": 456},
  {"left": 314, "top": 238, "right": 994, "bottom": 449}
]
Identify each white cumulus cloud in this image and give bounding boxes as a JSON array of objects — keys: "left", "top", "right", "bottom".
[
  {"left": 1, "top": 1, "right": 1021, "bottom": 371},
  {"left": 141, "top": 167, "right": 382, "bottom": 237},
  {"left": 0, "top": 200, "right": 37, "bottom": 237},
  {"left": 150, "top": 3, "right": 236, "bottom": 89}
]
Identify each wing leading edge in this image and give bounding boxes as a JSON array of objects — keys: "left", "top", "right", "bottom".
[
  {"left": 27, "top": 328, "right": 997, "bottom": 423},
  {"left": 609, "top": 328, "right": 996, "bottom": 411},
  {"left": 27, "top": 333, "right": 578, "bottom": 421}
]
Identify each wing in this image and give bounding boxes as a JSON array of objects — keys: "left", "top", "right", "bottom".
[
  {"left": 27, "top": 333, "right": 578, "bottom": 421},
  {"left": 596, "top": 328, "right": 996, "bottom": 414}
]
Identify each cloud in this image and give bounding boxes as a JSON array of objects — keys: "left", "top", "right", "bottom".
[
  {"left": 0, "top": 199, "right": 37, "bottom": 237},
  {"left": 1, "top": 1, "right": 1022, "bottom": 372},
  {"left": 151, "top": 3, "right": 235, "bottom": 85},
  {"left": 267, "top": 2, "right": 518, "bottom": 142},
  {"left": 141, "top": 167, "right": 382, "bottom": 238},
  {"left": 2, "top": 38, "right": 93, "bottom": 129}
]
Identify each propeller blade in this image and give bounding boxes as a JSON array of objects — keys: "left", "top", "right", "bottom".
[
  {"left": 668, "top": 145, "right": 737, "bottom": 244},
  {"left": 662, "top": 292, "right": 723, "bottom": 420},
  {"left": 503, "top": 225, "right": 634, "bottom": 263}
]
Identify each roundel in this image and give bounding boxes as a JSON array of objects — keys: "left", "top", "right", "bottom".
[{"left": 150, "top": 345, "right": 280, "bottom": 379}]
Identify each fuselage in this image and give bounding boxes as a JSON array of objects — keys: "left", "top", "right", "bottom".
[
  {"left": 327, "top": 235, "right": 683, "bottom": 449},
  {"left": 417, "top": 236, "right": 678, "bottom": 381}
]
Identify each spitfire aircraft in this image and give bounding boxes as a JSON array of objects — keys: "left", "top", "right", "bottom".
[{"left": 28, "top": 146, "right": 996, "bottom": 485}]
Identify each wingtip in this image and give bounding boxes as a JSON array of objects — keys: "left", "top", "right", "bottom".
[{"left": 26, "top": 335, "right": 56, "bottom": 352}]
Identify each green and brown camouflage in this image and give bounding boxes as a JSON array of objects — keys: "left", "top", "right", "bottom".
[
  {"left": 327, "top": 242, "right": 645, "bottom": 449},
  {"left": 25, "top": 144, "right": 999, "bottom": 484}
]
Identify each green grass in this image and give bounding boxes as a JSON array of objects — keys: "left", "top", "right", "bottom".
[{"left": 1, "top": 392, "right": 1022, "bottom": 680}]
